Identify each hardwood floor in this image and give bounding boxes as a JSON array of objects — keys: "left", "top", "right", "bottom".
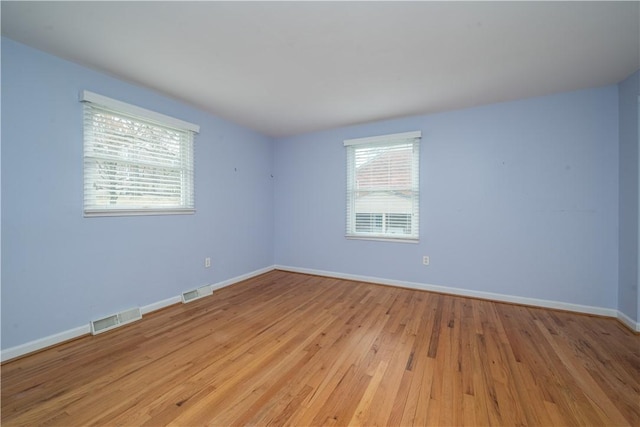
[{"left": 2, "top": 270, "right": 639, "bottom": 426}]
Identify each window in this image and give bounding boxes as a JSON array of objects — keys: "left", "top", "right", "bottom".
[
  {"left": 345, "top": 131, "right": 421, "bottom": 242},
  {"left": 81, "top": 91, "right": 199, "bottom": 216}
]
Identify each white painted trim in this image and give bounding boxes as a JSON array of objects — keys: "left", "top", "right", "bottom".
[
  {"left": 345, "top": 236, "right": 419, "bottom": 244},
  {"left": 344, "top": 130, "right": 421, "bottom": 146},
  {"left": 85, "top": 208, "right": 195, "bottom": 218},
  {"left": 274, "top": 265, "right": 622, "bottom": 319},
  {"left": 210, "top": 265, "right": 275, "bottom": 291},
  {"left": 617, "top": 310, "right": 640, "bottom": 332},
  {"left": 1, "top": 265, "right": 276, "bottom": 363},
  {"left": 141, "top": 296, "right": 182, "bottom": 315},
  {"left": 80, "top": 90, "right": 200, "bottom": 133},
  {"left": 0, "top": 325, "right": 90, "bottom": 363},
  {"left": 4, "top": 265, "right": 634, "bottom": 363}
]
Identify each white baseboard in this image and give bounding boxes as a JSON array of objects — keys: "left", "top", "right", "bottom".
[
  {"left": 3, "top": 264, "right": 636, "bottom": 363},
  {"left": 274, "top": 265, "right": 633, "bottom": 324},
  {"left": 1, "top": 265, "right": 277, "bottom": 363},
  {"left": 0, "top": 325, "right": 91, "bottom": 363},
  {"left": 617, "top": 310, "right": 640, "bottom": 332},
  {"left": 209, "top": 265, "right": 275, "bottom": 291},
  {"left": 141, "top": 296, "right": 182, "bottom": 315}
]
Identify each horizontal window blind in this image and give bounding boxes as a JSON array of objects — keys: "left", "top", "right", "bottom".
[
  {"left": 345, "top": 131, "right": 421, "bottom": 242},
  {"left": 82, "top": 92, "right": 198, "bottom": 216}
]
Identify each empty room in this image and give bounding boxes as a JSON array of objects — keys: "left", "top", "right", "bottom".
[{"left": 1, "top": 1, "right": 639, "bottom": 426}]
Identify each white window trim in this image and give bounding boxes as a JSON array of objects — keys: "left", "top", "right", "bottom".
[
  {"left": 344, "top": 130, "right": 421, "bottom": 147},
  {"left": 345, "top": 130, "right": 421, "bottom": 243},
  {"left": 80, "top": 91, "right": 199, "bottom": 133},
  {"left": 81, "top": 91, "right": 198, "bottom": 217}
]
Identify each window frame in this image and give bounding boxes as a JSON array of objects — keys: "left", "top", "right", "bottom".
[
  {"left": 80, "top": 90, "right": 199, "bottom": 217},
  {"left": 344, "top": 131, "right": 421, "bottom": 243}
]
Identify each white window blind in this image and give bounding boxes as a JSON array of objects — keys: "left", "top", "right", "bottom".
[
  {"left": 345, "top": 131, "right": 421, "bottom": 242},
  {"left": 81, "top": 91, "right": 199, "bottom": 217}
]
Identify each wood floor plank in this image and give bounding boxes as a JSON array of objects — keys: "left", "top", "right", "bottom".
[{"left": 2, "top": 270, "right": 639, "bottom": 426}]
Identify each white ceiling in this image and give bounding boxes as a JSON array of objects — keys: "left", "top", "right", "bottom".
[{"left": 2, "top": 1, "right": 639, "bottom": 137}]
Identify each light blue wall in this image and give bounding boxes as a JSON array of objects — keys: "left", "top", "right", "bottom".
[
  {"left": 1, "top": 36, "right": 630, "bottom": 351},
  {"left": 1, "top": 38, "right": 275, "bottom": 349},
  {"left": 274, "top": 86, "right": 619, "bottom": 309},
  {"left": 618, "top": 70, "right": 640, "bottom": 323}
]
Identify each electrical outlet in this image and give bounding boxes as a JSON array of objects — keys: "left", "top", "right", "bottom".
[
  {"left": 422, "top": 256, "right": 430, "bottom": 266},
  {"left": 205, "top": 257, "right": 211, "bottom": 268}
]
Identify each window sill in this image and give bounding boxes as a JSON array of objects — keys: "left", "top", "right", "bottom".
[
  {"left": 346, "top": 235, "right": 419, "bottom": 244},
  {"left": 84, "top": 209, "right": 195, "bottom": 217}
]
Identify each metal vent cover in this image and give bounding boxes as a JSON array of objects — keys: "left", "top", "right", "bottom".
[
  {"left": 91, "top": 307, "right": 142, "bottom": 335},
  {"left": 181, "top": 285, "right": 212, "bottom": 303}
]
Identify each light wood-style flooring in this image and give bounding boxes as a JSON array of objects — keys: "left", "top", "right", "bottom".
[{"left": 2, "top": 270, "right": 639, "bottom": 426}]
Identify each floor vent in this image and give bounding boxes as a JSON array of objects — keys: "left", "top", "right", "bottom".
[
  {"left": 90, "top": 307, "right": 142, "bottom": 335},
  {"left": 182, "top": 285, "right": 213, "bottom": 303}
]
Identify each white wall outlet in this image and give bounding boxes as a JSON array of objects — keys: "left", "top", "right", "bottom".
[
  {"left": 422, "top": 256, "right": 430, "bottom": 266},
  {"left": 205, "top": 257, "right": 211, "bottom": 268}
]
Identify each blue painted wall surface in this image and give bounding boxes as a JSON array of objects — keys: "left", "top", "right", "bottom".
[
  {"left": 618, "top": 70, "right": 640, "bottom": 323},
  {"left": 1, "top": 36, "right": 629, "bottom": 351},
  {"left": 274, "top": 86, "right": 619, "bottom": 309},
  {"left": 1, "top": 38, "right": 275, "bottom": 349}
]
